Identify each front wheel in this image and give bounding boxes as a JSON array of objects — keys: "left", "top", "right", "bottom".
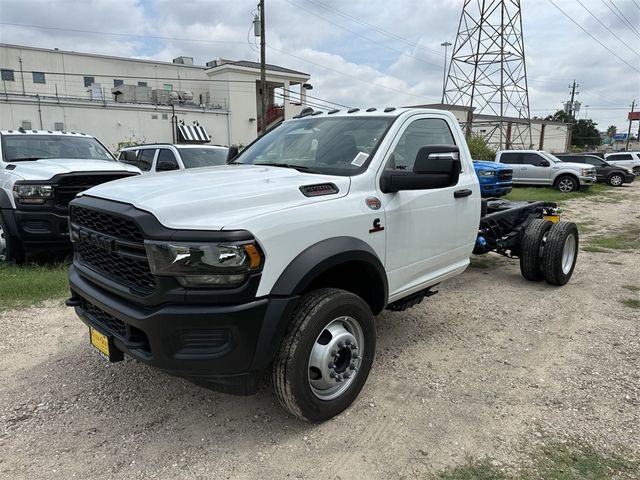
[
  {"left": 0, "top": 216, "right": 25, "bottom": 264},
  {"left": 633, "top": 166, "right": 640, "bottom": 176},
  {"left": 272, "top": 288, "right": 376, "bottom": 422},
  {"left": 555, "top": 175, "right": 579, "bottom": 193},
  {"left": 607, "top": 173, "right": 624, "bottom": 186}
]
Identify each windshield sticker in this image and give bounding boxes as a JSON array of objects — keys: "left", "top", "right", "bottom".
[{"left": 351, "top": 152, "right": 369, "bottom": 167}]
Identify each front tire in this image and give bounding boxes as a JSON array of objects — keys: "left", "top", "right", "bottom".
[
  {"left": 633, "top": 166, "right": 640, "bottom": 176},
  {"left": 607, "top": 173, "right": 624, "bottom": 186},
  {"left": 272, "top": 288, "right": 376, "bottom": 422},
  {"left": 555, "top": 175, "right": 578, "bottom": 193},
  {"left": 0, "top": 216, "right": 25, "bottom": 264},
  {"left": 542, "top": 221, "right": 579, "bottom": 286}
]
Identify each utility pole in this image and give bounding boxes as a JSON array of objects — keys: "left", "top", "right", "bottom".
[
  {"left": 440, "top": 42, "right": 452, "bottom": 104},
  {"left": 568, "top": 80, "right": 579, "bottom": 119},
  {"left": 626, "top": 99, "right": 635, "bottom": 151},
  {"left": 259, "top": 0, "right": 267, "bottom": 136}
]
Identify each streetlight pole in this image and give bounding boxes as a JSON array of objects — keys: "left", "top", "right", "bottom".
[
  {"left": 440, "top": 41, "right": 452, "bottom": 104},
  {"left": 259, "top": 0, "right": 267, "bottom": 136}
]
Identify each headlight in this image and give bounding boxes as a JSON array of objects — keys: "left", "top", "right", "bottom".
[
  {"left": 145, "top": 241, "right": 263, "bottom": 288},
  {"left": 581, "top": 168, "right": 594, "bottom": 177},
  {"left": 13, "top": 184, "right": 54, "bottom": 204},
  {"left": 477, "top": 170, "right": 496, "bottom": 177}
]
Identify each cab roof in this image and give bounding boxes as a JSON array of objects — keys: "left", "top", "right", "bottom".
[{"left": 0, "top": 129, "right": 92, "bottom": 137}]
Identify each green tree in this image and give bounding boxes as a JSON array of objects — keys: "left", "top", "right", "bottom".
[
  {"left": 466, "top": 134, "right": 496, "bottom": 160},
  {"left": 572, "top": 119, "right": 601, "bottom": 148},
  {"left": 545, "top": 109, "right": 571, "bottom": 123},
  {"left": 606, "top": 125, "right": 617, "bottom": 144}
]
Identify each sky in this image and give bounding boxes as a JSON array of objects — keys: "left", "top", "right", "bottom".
[{"left": 1, "top": 0, "right": 639, "bottom": 135}]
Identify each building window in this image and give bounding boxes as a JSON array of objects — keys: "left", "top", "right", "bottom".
[
  {"left": 138, "top": 81, "right": 148, "bottom": 87},
  {"left": 1, "top": 69, "right": 14, "bottom": 81},
  {"left": 84, "top": 76, "right": 95, "bottom": 87},
  {"left": 21, "top": 120, "right": 32, "bottom": 130},
  {"left": 54, "top": 122, "right": 64, "bottom": 131},
  {"left": 32, "top": 72, "right": 46, "bottom": 84},
  {"left": 113, "top": 79, "right": 124, "bottom": 87},
  {"left": 151, "top": 114, "right": 158, "bottom": 119},
  {"left": 163, "top": 83, "right": 173, "bottom": 91},
  {"left": 161, "top": 113, "right": 168, "bottom": 120}
]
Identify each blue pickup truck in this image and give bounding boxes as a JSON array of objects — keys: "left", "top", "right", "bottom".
[{"left": 473, "top": 160, "right": 513, "bottom": 197}]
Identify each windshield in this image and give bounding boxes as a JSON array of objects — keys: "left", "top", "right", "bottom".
[
  {"left": 1, "top": 135, "right": 115, "bottom": 162},
  {"left": 178, "top": 147, "right": 228, "bottom": 168},
  {"left": 234, "top": 116, "right": 395, "bottom": 176},
  {"left": 541, "top": 151, "right": 563, "bottom": 163}
]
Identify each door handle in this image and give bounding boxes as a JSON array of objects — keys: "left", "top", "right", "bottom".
[{"left": 454, "top": 189, "right": 472, "bottom": 198}]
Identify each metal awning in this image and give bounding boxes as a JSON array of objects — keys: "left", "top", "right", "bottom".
[{"left": 177, "top": 124, "right": 210, "bottom": 143}]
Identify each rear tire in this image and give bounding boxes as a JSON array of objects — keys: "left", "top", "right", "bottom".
[
  {"left": 519, "top": 219, "right": 553, "bottom": 281},
  {"left": 542, "top": 221, "right": 579, "bottom": 286},
  {"left": 633, "top": 166, "right": 640, "bottom": 176},
  {"left": 555, "top": 175, "right": 578, "bottom": 193},
  {"left": 0, "top": 216, "right": 25, "bottom": 264},
  {"left": 272, "top": 288, "right": 376, "bottom": 422},
  {"left": 607, "top": 173, "right": 624, "bottom": 186}
]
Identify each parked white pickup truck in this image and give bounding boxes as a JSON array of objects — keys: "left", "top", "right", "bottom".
[
  {"left": 0, "top": 129, "right": 140, "bottom": 262},
  {"left": 67, "top": 107, "right": 579, "bottom": 421}
]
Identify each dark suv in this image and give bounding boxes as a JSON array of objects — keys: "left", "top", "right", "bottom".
[{"left": 555, "top": 154, "right": 634, "bottom": 187}]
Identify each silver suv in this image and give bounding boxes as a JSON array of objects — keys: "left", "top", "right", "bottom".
[
  {"left": 495, "top": 150, "right": 596, "bottom": 192},
  {"left": 118, "top": 144, "right": 229, "bottom": 174},
  {"left": 604, "top": 152, "right": 640, "bottom": 175}
]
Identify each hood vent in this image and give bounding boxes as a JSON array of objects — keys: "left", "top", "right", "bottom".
[{"left": 300, "top": 183, "right": 339, "bottom": 197}]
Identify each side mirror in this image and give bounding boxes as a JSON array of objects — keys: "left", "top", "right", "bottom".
[
  {"left": 227, "top": 145, "right": 239, "bottom": 163},
  {"left": 381, "top": 145, "right": 461, "bottom": 193},
  {"left": 156, "top": 160, "right": 179, "bottom": 172},
  {"left": 537, "top": 159, "right": 550, "bottom": 167},
  {"left": 122, "top": 150, "right": 138, "bottom": 163}
]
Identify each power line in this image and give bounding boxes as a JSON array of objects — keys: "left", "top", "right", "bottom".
[
  {"left": 575, "top": 0, "right": 640, "bottom": 57},
  {"left": 599, "top": 0, "right": 640, "bottom": 38},
  {"left": 545, "top": 0, "right": 640, "bottom": 73},
  {"left": 284, "top": 0, "right": 442, "bottom": 69},
  {"left": 608, "top": 0, "right": 640, "bottom": 37},
  {"left": 0, "top": 22, "right": 250, "bottom": 46},
  {"left": 299, "top": 0, "right": 445, "bottom": 58}
]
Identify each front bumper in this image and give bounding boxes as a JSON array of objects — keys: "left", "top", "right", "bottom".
[
  {"left": 0, "top": 208, "right": 70, "bottom": 250},
  {"left": 624, "top": 173, "right": 635, "bottom": 183},
  {"left": 578, "top": 176, "right": 596, "bottom": 186},
  {"left": 68, "top": 266, "right": 299, "bottom": 395},
  {"left": 480, "top": 181, "right": 512, "bottom": 197}
]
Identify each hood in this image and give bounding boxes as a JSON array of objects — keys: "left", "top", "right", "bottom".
[
  {"left": 473, "top": 160, "right": 510, "bottom": 170},
  {"left": 555, "top": 161, "right": 594, "bottom": 171},
  {"left": 7, "top": 158, "right": 139, "bottom": 181},
  {"left": 80, "top": 165, "right": 351, "bottom": 230}
]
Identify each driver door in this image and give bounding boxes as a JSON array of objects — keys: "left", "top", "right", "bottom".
[{"left": 379, "top": 115, "right": 478, "bottom": 300}]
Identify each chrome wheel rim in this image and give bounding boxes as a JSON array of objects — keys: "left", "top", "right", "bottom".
[
  {"left": 308, "top": 316, "right": 364, "bottom": 401},
  {"left": 0, "top": 222, "right": 7, "bottom": 262},
  {"left": 562, "top": 234, "right": 576, "bottom": 274},
  {"left": 558, "top": 179, "right": 574, "bottom": 192},
  {"left": 610, "top": 175, "right": 623, "bottom": 186}
]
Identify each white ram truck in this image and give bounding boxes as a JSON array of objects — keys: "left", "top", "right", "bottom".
[
  {"left": 66, "top": 107, "right": 579, "bottom": 421},
  {"left": 0, "top": 129, "right": 140, "bottom": 263}
]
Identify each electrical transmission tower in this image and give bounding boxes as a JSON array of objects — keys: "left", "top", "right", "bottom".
[{"left": 444, "top": 0, "right": 532, "bottom": 149}]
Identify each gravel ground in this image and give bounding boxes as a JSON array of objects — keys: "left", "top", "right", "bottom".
[{"left": 1, "top": 183, "right": 639, "bottom": 479}]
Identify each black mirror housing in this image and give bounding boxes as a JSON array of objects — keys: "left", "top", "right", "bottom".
[
  {"left": 537, "top": 159, "right": 550, "bottom": 167},
  {"left": 156, "top": 161, "right": 178, "bottom": 172},
  {"left": 227, "top": 145, "right": 239, "bottom": 162}
]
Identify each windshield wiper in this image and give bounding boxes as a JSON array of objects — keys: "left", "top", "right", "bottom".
[
  {"left": 8, "top": 157, "right": 43, "bottom": 162},
  {"left": 254, "top": 162, "right": 321, "bottom": 173}
]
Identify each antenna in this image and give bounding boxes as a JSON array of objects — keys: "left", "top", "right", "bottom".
[{"left": 444, "top": 0, "right": 532, "bottom": 149}]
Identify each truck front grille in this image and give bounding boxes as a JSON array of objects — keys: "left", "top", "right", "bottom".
[
  {"left": 55, "top": 174, "right": 134, "bottom": 208},
  {"left": 82, "top": 299, "right": 149, "bottom": 350},
  {"left": 71, "top": 206, "right": 155, "bottom": 294},
  {"left": 497, "top": 169, "right": 513, "bottom": 181}
]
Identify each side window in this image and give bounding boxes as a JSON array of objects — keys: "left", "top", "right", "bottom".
[
  {"left": 156, "top": 149, "right": 179, "bottom": 171},
  {"left": 119, "top": 149, "right": 139, "bottom": 166},
  {"left": 613, "top": 154, "right": 632, "bottom": 160},
  {"left": 500, "top": 152, "right": 522, "bottom": 164},
  {"left": 386, "top": 118, "right": 455, "bottom": 171},
  {"left": 138, "top": 149, "right": 156, "bottom": 172},
  {"left": 523, "top": 153, "right": 545, "bottom": 166},
  {"left": 584, "top": 157, "right": 598, "bottom": 166}
]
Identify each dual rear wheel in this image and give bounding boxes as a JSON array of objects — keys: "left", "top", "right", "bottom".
[{"left": 519, "top": 219, "right": 578, "bottom": 286}]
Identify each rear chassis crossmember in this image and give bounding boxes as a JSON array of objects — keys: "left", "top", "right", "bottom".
[{"left": 476, "top": 199, "right": 559, "bottom": 258}]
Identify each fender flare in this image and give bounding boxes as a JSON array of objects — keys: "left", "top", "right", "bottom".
[
  {"left": 271, "top": 236, "right": 388, "bottom": 310},
  {"left": 0, "top": 189, "right": 13, "bottom": 209}
]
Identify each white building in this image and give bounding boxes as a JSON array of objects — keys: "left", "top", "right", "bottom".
[{"left": 0, "top": 43, "right": 311, "bottom": 151}]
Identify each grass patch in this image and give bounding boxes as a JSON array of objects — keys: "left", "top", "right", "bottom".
[
  {"left": 574, "top": 220, "right": 596, "bottom": 234},
  {"left": 621, "top": 299, "right": 640, "bottom": 309},
  {"left": 0, "top": 263, "right": 69, "bottom": 311},
  {"left": 622, "top": 285, "right": 640, "bottom": 292},
  {"left": 584, "top": 224, "right": 640, "bottom": 253},
  {"left": 504, "top": 184, "right": 616, "bottom": 204},
  {"left": 438, "top": 458, "right": 505, "bottom": 480},
  {"left": 581, "top": 245, "right": 610, "bottom": 253},
  {"left": 436, "top": 441, "right": 638, "bottom": 480}
]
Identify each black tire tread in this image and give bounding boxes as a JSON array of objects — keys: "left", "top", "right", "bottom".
[
  {"left": 519, "top": 219, "right": 553, "bottom": 281},
  {"left": 542, "top": 221, "right": 579, "bottom": 286},
  {"left": 0, "top": 217, "right": 25, "bottom": 264},
  {"left": 272, "top": 288, "right": 349, "bottom": 421}
]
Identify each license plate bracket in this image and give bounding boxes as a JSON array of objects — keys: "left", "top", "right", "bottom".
[{"left": 89, "top": 326, "right": 124, "bottom": 362}]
